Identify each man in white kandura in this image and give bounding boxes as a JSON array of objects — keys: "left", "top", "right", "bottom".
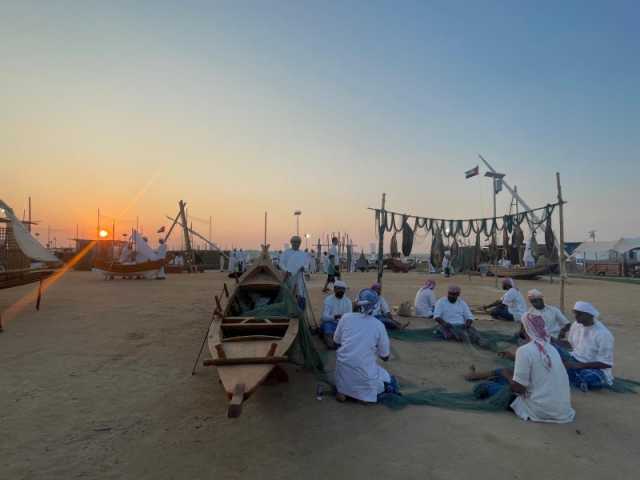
[
  {"left": 414, "top": 279, "right": 437, "bottom": 318},
  {"left": 334, "top": 289, "right": 392, "bottom": 404},
  {"left": 466, "top": 312, "right": 575, "bottom": 424},
  {"left": 555, "top": 301, "right": 615, "bottom": 391},
  {"left": 484, "top": 278, "right": 527, "bottom": 322},
  {"left": 320, "top": 280, "right": 352, "bottom": 349},
  {"left": 155, "top": 238, "right": 167, "bottom": 279},
  {"left": 280, "top": 236, "right": 311, "bottom": 310},
  {"left": 525, "top": 289, "right": 570, "bottom": 341},
  {"left": 433, "top": 284, "right": 480, "bottom": 343},
  {"left": 228, "top": 249, "right": 237, "bottom": 273}
]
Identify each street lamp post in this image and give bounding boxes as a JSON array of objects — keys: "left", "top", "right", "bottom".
[
  {"left": 484, "top": 171, "right": 505, "bottom": 288},
  {"left": 294, "top": 210, "right": 302, "bottom": 236}
]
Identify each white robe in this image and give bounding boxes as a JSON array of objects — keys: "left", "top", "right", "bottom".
[
  {"left": 414, "top": 287, "right": 437, "bottom": 317},
  {"left": 510, "top": 341, "right": 575, "bottom": 423},
  {"left": 334, "top": 312, "right": 391, "bottom": 402},
  {"left": 321, "top": 295, "right": 353, "bottom": 323},
  {"left": 523, "top": 240, "right": 535, "bottom": 267},
  {"left": 228, "top": 252, "right": 237, "bottom": 272},
  {"left": 280, "top": 249, "right": 310, "bottom": 296}
]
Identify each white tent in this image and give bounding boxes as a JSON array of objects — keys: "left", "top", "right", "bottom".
[{"left": 571, "top": 238, "right": 640, "bottom": 261}]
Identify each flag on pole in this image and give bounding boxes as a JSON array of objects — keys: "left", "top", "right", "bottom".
[
  {"left": 465, "top": 166, "right": 479, "bottom": 179},
  {"left": 157, "top": 226, "right": 166, "bottom": 233}
]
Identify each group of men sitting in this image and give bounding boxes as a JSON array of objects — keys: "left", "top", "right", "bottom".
[
  {"left": 326, "top": 275, "right": 616, "bottom": 424},
  {"left": 320, "top": 280, "right": 406, "bottom": 349}
]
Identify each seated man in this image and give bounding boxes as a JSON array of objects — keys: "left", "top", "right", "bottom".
[
  {"left": 525, "top": 289, "right": 570, "bottom": 341},
  {"left": 465, "top": 312, "right": 575, "bottom": 423},
  {"left": 414, "top": 279, "right": 437, "bottom": 318},
  {"left": 555, "top": 301, "right": 614, "bottom": 391},
  {"left": 433, "top": 285, "right": 479, "bottom": 343},
  {"left": 334, "top": 289, "right": 395, "bottom": 404},
  {"left": 371, "top": 283, "right": 407, "bottom": 329},
  {"left": 483, "top": 278, "right": 527, "bottom": 322},
  {"left": 320, "top": 280, "right": 353, "bottom": 349}
]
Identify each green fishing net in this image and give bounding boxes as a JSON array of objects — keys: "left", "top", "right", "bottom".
[
  {"left": 389, "top": 326, "right": 519, "bottom": 354},
  {"left": 379, "top": 384, "right": 514, "bottom": 412}
]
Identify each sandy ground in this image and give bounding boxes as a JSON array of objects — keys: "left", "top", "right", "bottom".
[{"left": 1, "top": 270, "right": 639, "bottom": 480}]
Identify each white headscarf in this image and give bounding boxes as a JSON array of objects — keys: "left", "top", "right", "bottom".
[
  {"left": 527, "top": 289, "right": 544, "bottom": 299},
  {"left": 573, "top": 301, "right": 599, "bottom": 318}
]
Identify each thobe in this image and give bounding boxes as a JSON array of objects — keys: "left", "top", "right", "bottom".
[
  {"left": 155, "top": 243, "right": 167, "bottom": 279},
  {"left": 228, "top": 252, "right": 237, "bottom": 273},
  {"left": 280, "top": 248, "right": 310, "bottom": 296},
  {"left": 334, "top": 312, "right": 391, "bottom": 402},
  {"left": 320, "top": 294, "right": 353, "bottom": 334},
  {"left": 414, "top": 287, "right": 437, "bottom": 317}
]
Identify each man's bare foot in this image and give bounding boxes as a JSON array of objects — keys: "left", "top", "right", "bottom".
[{"left": 336, "top": 393, "right": 347, "bottom": 403}]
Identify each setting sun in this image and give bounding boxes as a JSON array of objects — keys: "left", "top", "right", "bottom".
[{"left": 98, "top": 229, "right": 109, "bottom": 239}]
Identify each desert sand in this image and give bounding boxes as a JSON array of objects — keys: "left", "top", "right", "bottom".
[{"left": 1, "top": 270, "right": 639, "bottom": 479}]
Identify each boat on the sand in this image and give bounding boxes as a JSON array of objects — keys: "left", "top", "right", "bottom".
[{"left": 206, "top": 245, "right": 300, "bottom": 417}]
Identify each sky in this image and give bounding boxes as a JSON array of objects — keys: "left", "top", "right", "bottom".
[{"left": 2, "top": 0, "right": 639, "bottom": 251}]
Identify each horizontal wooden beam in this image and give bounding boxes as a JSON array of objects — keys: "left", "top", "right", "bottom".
[{"left": 203, "top": 356, "right": 288, "bottom": 366}]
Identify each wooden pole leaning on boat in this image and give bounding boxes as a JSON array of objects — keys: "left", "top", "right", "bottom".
[
  {"left": 36, "top": 278, "right": 43, "bottom": 311},
  {"left": 191, "top": 293, "right": 224, "bottom": 375}
]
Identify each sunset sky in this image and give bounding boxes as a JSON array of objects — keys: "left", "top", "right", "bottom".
[{"left": 3, "top": 1, "right": 639, "bottom": 251}]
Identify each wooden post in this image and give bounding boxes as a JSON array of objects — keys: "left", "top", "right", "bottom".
[
  {"left": 264, "top": 211, "right": 267, "bottom": 246},
  {"left": 377, "top": 193, "right": 386, "bottom": 284},
  {"left": 556, "top": 172, "right": 567, "bottom": 313}
]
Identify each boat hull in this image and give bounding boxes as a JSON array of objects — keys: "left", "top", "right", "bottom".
[
  {"left": 486, "top": 264, "right": 556, "bottom": 280},
  {"left": 0, "top": 268, "right": 55, "bottom": 290},
  {"left": 92, "top": 258, "right": 164, "bottom": 277},
  {"left": 205, "top": 247, "right": 300, "bottom": 417}
]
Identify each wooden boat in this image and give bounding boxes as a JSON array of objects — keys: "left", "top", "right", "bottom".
[
  {"left": 92, "top": 258, "right": 165, "bottom": 278},
  {"left": 0, "top": 267, "right": 56, "bottom": 290},
  {"left": 486, "top": 263, "right": 556, "bottom": 280},
  {"left": 206, "top": 246, "right": 300, "bottom": 417}
]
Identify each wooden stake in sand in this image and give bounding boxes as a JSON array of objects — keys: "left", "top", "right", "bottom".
[{"left": 556, "top": 172, "right": 567, "bottom": 313}]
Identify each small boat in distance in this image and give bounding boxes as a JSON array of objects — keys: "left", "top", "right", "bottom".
[
  {"left": 206, "top": 245, "right": 300, "bottom": 418},
  {"left": 486, "top": 263, "right": 556, "bottom": 280},
  {"left": 92, "top": 258, "right": 165, "bottom": 279}
]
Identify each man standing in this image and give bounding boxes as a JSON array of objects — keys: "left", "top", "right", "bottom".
[
  {"left": 526, "top": 289, "right": 570, "bottom": 340},
  {"left": 433, "top": 285, "right": 478, "bottom": 342},
  {"left": 334, "top": 289, "right": 393, "bottom": 404},
  {"left": 320, "top": 280, "right": 352, "bottom": 349},
  {"left": 484, "top": 278, "right": 527, "bottom": 322},
  {"left": 329, "top": 236, "right": 340, "bottom": 266},
  {"left": 322, "top": 253, "right": 338, "bottom": 293},
  {"left": 556, "top": 301, "right": 615, "bottom": 391},
  {"left": 442, "top": 252, "right": 451, "bottom": 277},
  {"left": 280, "top": 236, "right": 311, "bottom": 309}
]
